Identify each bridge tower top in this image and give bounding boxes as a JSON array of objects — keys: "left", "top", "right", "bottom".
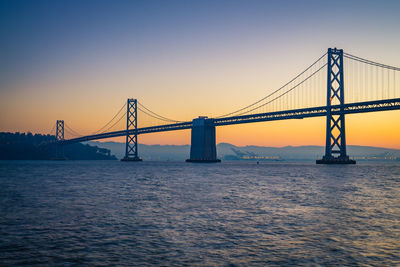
[
  {"left": 56, "top": 120, "right": 64, "bottom": 141},
  {"left": 121, "top": 98, "right": 142, "bottom": 161}
]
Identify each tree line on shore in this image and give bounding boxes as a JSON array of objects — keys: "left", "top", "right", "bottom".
[{"left": 0, "top": 132, "right": 116, "bottom": 160}]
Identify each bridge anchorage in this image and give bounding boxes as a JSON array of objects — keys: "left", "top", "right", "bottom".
[
  {"left": 317, "top": 48, "right": 355, "bottom": 164},
  {"left": 121, "top": 98, "right": 142, "bottom": 161},
  {"left": 186, "top": 117, "right": 221, "bottom": 163}
]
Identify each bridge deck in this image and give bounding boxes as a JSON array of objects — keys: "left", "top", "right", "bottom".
[{"left": 61, "top": 98, "right": 400, "bottom": 145}]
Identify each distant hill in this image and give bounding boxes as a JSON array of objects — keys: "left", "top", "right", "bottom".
[
  {"left": 88, "top": 141, "right": 400, "bottom": 162},
  {"left": 0, "top": 132, "right": 117, "bottom": 160},
  {"left": 88, "top": 141, "right": 190, "bottom": 161}
]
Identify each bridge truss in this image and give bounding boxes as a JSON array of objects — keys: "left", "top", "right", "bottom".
[{"left": 53, "top": 48, "right": 400, "bottom": 164}]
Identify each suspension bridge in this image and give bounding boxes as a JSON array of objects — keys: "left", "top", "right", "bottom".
[{"left": 52, "top": 48, "right": 400, "bottom": 164}]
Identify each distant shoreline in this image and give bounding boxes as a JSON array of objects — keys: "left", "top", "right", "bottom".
[
  {"left": 0, "top": 132, "right": 117, "bottom": 160},
  {"left": 88, "top": 141, "right": 400, "bottom": 162}
]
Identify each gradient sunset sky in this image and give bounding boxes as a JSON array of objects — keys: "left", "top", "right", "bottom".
[{"left": 1, "top": 0, "right": 399, "bottom": 148}]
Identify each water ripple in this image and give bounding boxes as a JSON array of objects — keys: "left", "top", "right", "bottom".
[{"left": 0, "top": 160, "right": 399, "bottom": 266}]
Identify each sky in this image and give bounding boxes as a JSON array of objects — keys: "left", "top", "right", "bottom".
[{"left": 1, "top": 0, "right": 400, "bottom": 148}]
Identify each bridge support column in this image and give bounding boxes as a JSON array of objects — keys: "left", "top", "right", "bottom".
[
  {"left": 186, "top": 117, "right": 220, "bottom": 163},
  {"left": 54, "top": 120, "right": 66, "bottom": 160},
  {"left": 121, "top": 98, "right": 142, "bottom": 161},
  {"left": 317, "top": 48, "right": 355, "bottom": 164}
]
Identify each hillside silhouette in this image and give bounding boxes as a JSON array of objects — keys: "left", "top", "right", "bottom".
[{"left": 0, "top": 132, "right": 116, "bottom": 160}]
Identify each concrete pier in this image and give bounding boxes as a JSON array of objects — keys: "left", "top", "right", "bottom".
[
  {"left": 121, "top": 157, "right": 142, "bottom": 162},
  {"left": 316, "top": 156, "right": 356, "bottom": 164},
  {"left": 186, "top": 117, "right": 220, "bottom": 163}
]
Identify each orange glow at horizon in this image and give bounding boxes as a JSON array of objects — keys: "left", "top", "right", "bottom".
[
  {"left": 1, "top": 47, "right": 399, "bottom": 150},
  {"left": 1, "top": 0, "right": 400, "bottom": 151},
  {"left": 1, "top": 109, "right": 399, "bottom": 149},
  {"left": 1, "top": 77, "right": 399, "bottom": 149},
  {"left": 86, "top": 110, "right": 400, "bottom": 149}
]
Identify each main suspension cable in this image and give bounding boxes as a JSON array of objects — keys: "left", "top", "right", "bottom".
[
  {"left": 64, "top": 123, "right": 83, "bottom": 137},
  {"left": 232, "top": 63, "right": 327, "bottom": 117},
  {"left": 344, "top": 53, "right": 400, "bottom": 71},
  {"left": 49, "top": 124, "right": 56, "bottom": 136},
  {"left": 215, "top": 52, "right": 327, "bottom": 118},
  {"left": 102, "top": 112, "right": 126, "bottom": 133},
  {"left": 138, "top": 101, "right": 183, "bottom": 122},
  {"left": 92, "top": 102, "right": 127, "bottom": 134}
]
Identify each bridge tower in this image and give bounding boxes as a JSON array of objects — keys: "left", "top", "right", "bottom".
[
  {"left": 317, "top": 48, "right": 355, "bottom": 164},
  {"left": 186, "top": 117, "right": 220, "bottom": 163},
  {"left": 121, "top": 98, "right": 142, "bottom": 161},
  {"left": 54, "top": 120, "right": 66, "bottom": 160}
]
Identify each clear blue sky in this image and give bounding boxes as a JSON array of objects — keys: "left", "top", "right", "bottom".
[{"left": 1, "top": 0, "right": 399, "bottom": 88}]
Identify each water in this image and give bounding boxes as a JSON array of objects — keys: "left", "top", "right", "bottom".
[{"left": 0, "top": 161, "right": 399, "bottom": 266}]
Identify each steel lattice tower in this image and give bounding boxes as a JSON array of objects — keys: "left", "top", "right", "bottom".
[
  {"left": 55, "top": 120, "right": 65, "bottom": 159},
  {"left": 121, "top": 98, "right": 142, "bottom": 161},
  {"left": 317, "top": 48, "right": 355, "bottom": 164}
]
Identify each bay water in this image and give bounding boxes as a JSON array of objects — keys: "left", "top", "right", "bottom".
[{"left": 0, "top": 161, "right": 399, "bottom": 266}]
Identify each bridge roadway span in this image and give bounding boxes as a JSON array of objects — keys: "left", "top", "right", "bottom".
[{"left": 62, "top": 98, "right": 400, "bottom": 145}]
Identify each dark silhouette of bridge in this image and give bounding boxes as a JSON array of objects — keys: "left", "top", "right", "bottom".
[{"left": 53, "top": 48, "right": 400, "bottom": 164}]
